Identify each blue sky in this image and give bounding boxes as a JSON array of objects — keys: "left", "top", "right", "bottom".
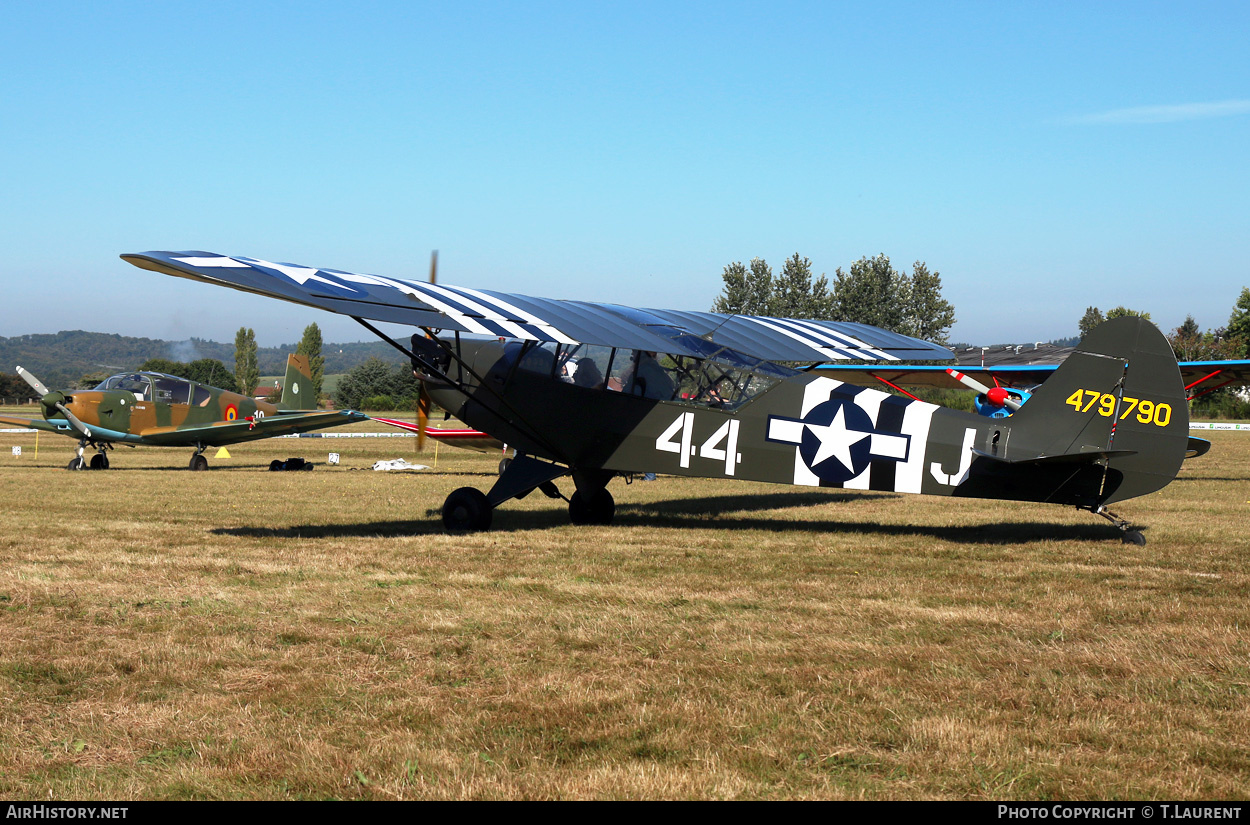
[{"left": 2, "top": 1, "right": 1247, "bottom": 349}]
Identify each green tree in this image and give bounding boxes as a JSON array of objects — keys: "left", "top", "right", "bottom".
[
  {"left": 1227, "top": 287, "right": 1250, "bottom": 358},
  {"left": 1078, "top": 306, "right": 1104, "bottom": 338},
  {"left": 711, "top": 261, "right": 749, "bottom": 315},
  {"left": 336, "top": 358, "right": 420, "bottom": 410},
  {"left": 831, "top": 254, "right": 909, "bottom": 332},
  {"left": 1105, "top": 306, "right": 1152, "bottom": 323},
  {"left": 713, "top": 252, "right": 956, "bottom": 344},
  {"left": 712, "top": 258, "right": 773, "bottom": 315},
  {"left": 137, "top": 358, "right": 184, "bottom": 375},
  {"left": 1167, "top": 316, "right": 1204, "bottom": 362},
  {"left": 904, "top": 261, "right": 956, "bottom": 344},
  {"left": 296, "top": 322, "right": 326, "bottom": 403},
  {"left": 771, "top": 253, "right": 833, "bottom": 319},
  {"left": 233, "top": 327, "right": 259, "bottom": 397}
]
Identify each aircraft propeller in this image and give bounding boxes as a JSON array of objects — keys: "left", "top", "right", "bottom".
[
  {"left": 945, "top": 368, "right": 1023, "bottom": 413},
  {"left": 416, "top": 250, "right": 439, "bottom": 452},
  {"left": 16, "top": 366, "right": 94, "bottom": 438}
]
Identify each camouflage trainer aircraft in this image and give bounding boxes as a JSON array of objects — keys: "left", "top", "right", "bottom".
[
  {"left": 2, "top": 353, "right": 367, "bottom": 470},
  {"left": 124, "top": 251, "right": 1192, "bottom": 544}
]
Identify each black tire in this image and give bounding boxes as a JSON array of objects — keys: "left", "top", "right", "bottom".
[
  {"left": 270, "top": 459, "right": 283, "bottom": 471},
  {"left": 1122, "top": 530, "right": 1146, "bottom": 546},
  {"left": 498, "top": 457, "right": 512, "bottom": 475},
  {"left": 189, "top": 454, "right": 209, "bottom": 471},
  {"left": 442, "top": 487, "right": 493, "bottom": 531},
  {"left": 569, "top": 488, "right": 614, "bottom": 525},
  {"left": 89, "top": 453, "right": 109, "bottom": 470},
  {"left": 67, "top": 457, "right": 85, "bottom": 471}
]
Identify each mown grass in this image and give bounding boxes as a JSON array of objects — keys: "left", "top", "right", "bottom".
[{"left": 0, "top": 413, "right": 1247, "bottom": 799}]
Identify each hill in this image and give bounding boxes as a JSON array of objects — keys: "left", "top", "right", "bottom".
[{"left": 0, "top": 330, "right": 406, "bottom": 388}]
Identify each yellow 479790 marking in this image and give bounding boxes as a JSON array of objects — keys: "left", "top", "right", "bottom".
[{"left": 1065, "top": 389, "right": 1172, "bottom": 427}]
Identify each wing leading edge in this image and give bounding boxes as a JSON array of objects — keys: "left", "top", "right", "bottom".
[{"left": 122, "top": 251, "right": 953, "bottom": 364}]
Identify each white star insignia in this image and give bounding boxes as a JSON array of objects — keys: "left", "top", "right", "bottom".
[{"left": 804, "top": 405, "right": 871, "bottom": 470}]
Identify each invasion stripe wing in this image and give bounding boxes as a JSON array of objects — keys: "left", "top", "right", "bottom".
[{"left": 123, "top": 251, "right": 954, "bottom": 364}]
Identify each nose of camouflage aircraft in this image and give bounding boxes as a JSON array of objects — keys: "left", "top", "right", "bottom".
[{"left": 16, "top": 366, "right": 94, "bottom": 438}]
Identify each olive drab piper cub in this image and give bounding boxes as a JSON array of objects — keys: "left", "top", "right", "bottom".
[
  {"left": 124, "top": 251, "right": 1193, "bottom": 544},
  {"left": 1, "top": 354, "right": 367, "bottom": 470}
]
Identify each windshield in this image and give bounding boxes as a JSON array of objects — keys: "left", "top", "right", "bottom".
[{"left": 94, "top": 373, "right": 152, "bottom": 399}]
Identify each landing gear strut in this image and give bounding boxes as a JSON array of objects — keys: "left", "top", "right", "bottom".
[
  {"left": 67, "top": 439, "right": 88, "bottom": 470},
  {"left": 1093, "top": 505, "right": 1146, "bottom": 546},
  {"left": 438, "top": 455, "right": 616, "bottom": 531}
]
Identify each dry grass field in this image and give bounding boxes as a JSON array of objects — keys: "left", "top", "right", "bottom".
[{"left": 1, "top": 412, "right": 1247, "bottom": 800}]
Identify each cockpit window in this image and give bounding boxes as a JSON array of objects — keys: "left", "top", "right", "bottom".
[
  {"left": 95, "top": 373, "right": 152, "bottom": 400},
  {"left": 152, "top": 376, "right": 192, "bottom": 405},
  {"left": 554, "top": 342, "right": 793, "bottom": 409}
]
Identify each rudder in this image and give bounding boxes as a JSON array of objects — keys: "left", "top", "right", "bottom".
[
  {"left": 1006, "top": 316, "right": 1188, "bottom": 505},
  {"left": 281, "top": 354, "right": 316, "bottom": 410}
]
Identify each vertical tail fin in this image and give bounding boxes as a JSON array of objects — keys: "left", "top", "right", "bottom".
[
  {"left": 1006, "top": 316, "right": 1189, "bottom": 505},
  {"left": 281, "top": 354, "right": 316, "bottom": 410}
]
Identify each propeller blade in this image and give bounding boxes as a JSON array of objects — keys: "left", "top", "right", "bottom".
[
  {"left": 54, "top": 402, "right": 93, "bottom": 439},
  {"left": 946, "top": 368, "right": 1022, "bottom": 411},
  {"left": 16, "top": 366, "right": 49, "bottom": 397},
  {"left": 414, "top": 253, "right": 438, "bottom": 450},
  {"left": 416, "top": 386, "right": 430, "bottom": 452}
]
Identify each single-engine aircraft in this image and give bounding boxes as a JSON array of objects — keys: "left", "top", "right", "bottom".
[
  {"left": 124, "top": 251, "right": 1193, "bottom": 544},
  {"left": 1, "top": 353, "right": 367, "bottom": 469}
]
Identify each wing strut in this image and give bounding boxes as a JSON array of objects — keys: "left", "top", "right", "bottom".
[{"left": 350, "top": 317, "right": 572, "bottom": 464}]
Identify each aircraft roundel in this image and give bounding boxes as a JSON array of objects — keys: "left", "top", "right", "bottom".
[
  {"left": 797, "top": 399, "right": 877, "bottom": 483},
  {"left": 225, "top": 403, "right": 238, "bottom": 422}
]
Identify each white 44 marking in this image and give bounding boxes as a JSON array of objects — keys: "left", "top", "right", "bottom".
[{"left": 656, "top": 412, "right": 742, "bottom": 476}]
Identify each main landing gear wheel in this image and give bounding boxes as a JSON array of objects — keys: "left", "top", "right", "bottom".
[
  {"left": 189, "top": 454, "right": 209, "bottom": 472},
  {"left": 443, "top": 487, "right": 493, "bottom": 531},
  {"left": 569, "top": 488, "right": 614, "bottom": 525},
  {"left": 89, "top": 453, "right": 109, "bottom": 470},
  {"left": 67, "top": 457, "right": 85, "bottom": 471}
]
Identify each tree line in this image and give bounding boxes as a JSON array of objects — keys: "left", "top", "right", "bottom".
[
  {"left": 711, "top": 253, "right": 956, "bottom": 344},
  {"left": 1079, "top": 287, "right": 1250, "bottom": 361}
]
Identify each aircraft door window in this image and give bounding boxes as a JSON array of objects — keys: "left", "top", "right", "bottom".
[
  {"left": 558, "top": 344, "right": 612, "bottom": 390},
  {"left": 516, "top": 341, "right": 559, "bottom": 377},
  {"left": 193, "top": 385, "right": 212, "bottom": 407},
  {"left": 623, "top": 351, "right": 677, "bottom": 401},
  {"left": 153, "top": 377, "right": 191, "bottom": 405}
]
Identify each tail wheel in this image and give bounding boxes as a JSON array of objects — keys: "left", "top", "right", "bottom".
[
  {"left": 569, "top": 488, "right": 614, "bottom": 525},
  {"left": 443, "top": 487, "right": 493, "bottom": 531}
]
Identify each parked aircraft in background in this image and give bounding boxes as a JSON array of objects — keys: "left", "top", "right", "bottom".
[{"left": 1, "top": 353, "right": 366, "bottom": 469}]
